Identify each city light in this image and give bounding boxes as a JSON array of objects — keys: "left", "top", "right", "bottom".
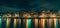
[
  {"left": 14, "top": 19, "right": 17, "bottom": 28},
  {"left": 26, "top": 19, "right": 32, "bottom": 28},
  {"left": 1, "top": 10, "right": 60, "bottom": 28},
  {"left": 6, "top": 18, "right": 11, "bottom": 28},
  {"left": 35, "top": 19, "right": 38, "bottom": 28}
]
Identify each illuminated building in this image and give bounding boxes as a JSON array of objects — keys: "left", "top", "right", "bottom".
[
  {"left": 13, "top": 12, "right": 21, "bottom": 28},
  {"left": 14, "top": 13, "right": 19, "bottom": 17},
  {"left": 22, "top": 12, "right": 32, "bottom": 28},
  {"left": 1, "top": 10, "right": 60, "bottom": 28},
  {"left": 22, "top": 12, "right": 31, "bottom": 18},
  {"left": 39, "top": 10, "right": 46, "bottom": 28},
  {"left": 50, "top": 13, "right": 58, "bottom": 28},
  {"left": 6, "top": 13, "right": 11, "bottom": 28}
]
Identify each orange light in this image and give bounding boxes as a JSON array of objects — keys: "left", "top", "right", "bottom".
[{"left": 35, "top": 19, "right": 38, "bottom": 28}]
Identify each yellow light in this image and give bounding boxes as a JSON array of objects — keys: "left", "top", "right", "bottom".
[
  {"left": 26, "top": 19, "right": 28, "bottom": 28},
  {"left": 6, "top": 18, "right": 11, "bottom": 28},
  {"left": 54, "top": 19, "right": 56, "bottom": 28},
  {"left": 14, "top": 19, "right": 17, "bottom": 28},
  {"left": 42, "top": 19, "right": 45, "bottom": 28}
]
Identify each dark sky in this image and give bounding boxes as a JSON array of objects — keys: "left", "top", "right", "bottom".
[{"left": 0, "top": 0, "right": 60, "bottom": 12}]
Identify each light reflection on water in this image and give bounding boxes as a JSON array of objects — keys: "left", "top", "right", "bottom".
[
  {"left": 0, "top": 17, "right": 60, "bottom": 28},
  {"left": 0, "top": 16, "right": 1, "bottom": 28}
]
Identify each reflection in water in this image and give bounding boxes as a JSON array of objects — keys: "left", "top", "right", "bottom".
[
  {"left": 56, "top": 19, "right": 58, "bottom": 28},
  {"left": 48, "top": 19, "right": 53, "bottom": 28},
  {"left": 54, "top": 19, "right": 58, "bottom": 28},
  {"left": 35, "top": 19, "right": 38, "bottom": 28},
  {"left": 14, "top": 19, "right": 17, "bottom": 28},
  {"left": 22, "top": 19, "right": 26, "bottom": 28},
  {"left": 54, "top": 19, "right": 56, "bottom": 28},
  {"left": 39, "top": 19, "right": 45, "bottom": 28},
  {"left": 42, "top": 19, "right": 45, "bottom": 28},
  {"left": 6, "top": 18, "right": 11, "bottom": 28},
  {"left": 58, "top": 19, "right": 60, "bottom": 28},
  {"left": 0, "top": 16, "right": 1, "bottom": 28},
  {"left": 26, "top": 19, "right": 32, "bottom": 28},
  {"left": 1, "top": 13, "right": 60, "bottom": 28},
  {"left": 16, "top": 19, "right": 21, "bottom": 28},
  {"left": 17, "top": 19, "right": 21, "bottom": 24}
]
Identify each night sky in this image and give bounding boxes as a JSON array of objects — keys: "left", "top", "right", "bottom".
[{"left": 0, "top": 0, "right": 60, "bottom": 12}]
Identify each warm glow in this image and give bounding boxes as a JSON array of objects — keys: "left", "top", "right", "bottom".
[
  {"left": 35, "top": 19, "right": 38, "bottom": 26},
  {"left": 14, "top": 19, "right": 17, "bottom": 28},
  {"left": 8, "top": 14, "right": 11, "bottom": 17},
  {"left": 48, "top": 19, "right": 54, "bottom": 28},
  {"left": 50, "top": 13, "right": 56, "bottom": 17},
  {"left": 15, "top": 13, "right": 19, "bottom": 17},
  {"left": 6, "top": 18, "right": 11, "bottom": 28},
  {"left": 23, "top": 13, "right": 31, "bottom": 18},
  {"left": 39, "top": 13, "right": 46, "bottom": 18},
  {"left": 39, "top": 19, "right": 45, "bottom": 28},
  {"left": 54, "top": 19, "right": 58, "bottom": 28},
  {"left": 26, "top": 19, "right": 28, "bottom": 28}
]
